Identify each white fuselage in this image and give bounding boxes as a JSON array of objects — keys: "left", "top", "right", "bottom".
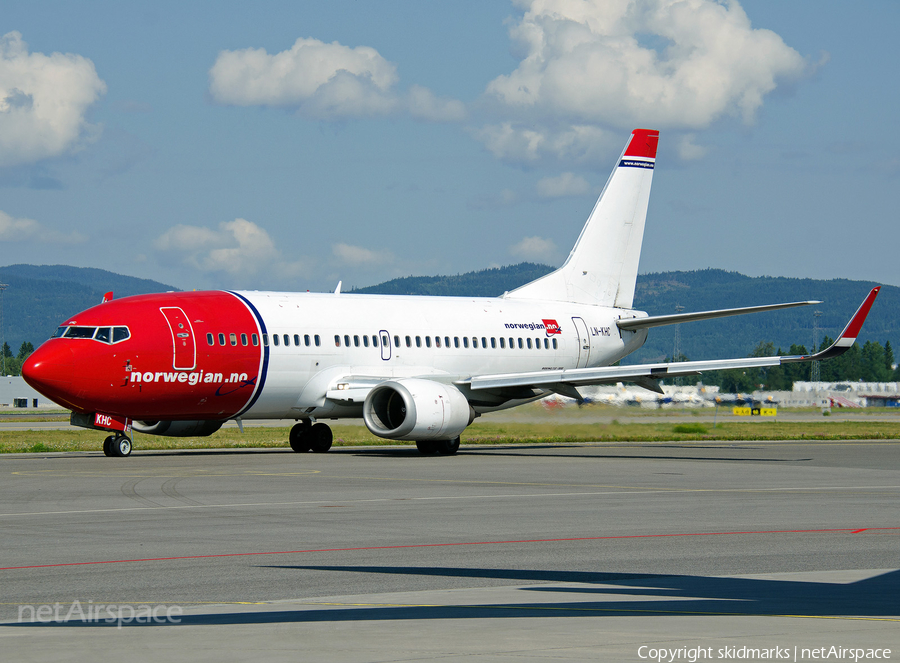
[{"left": 239, "top": 291, "right": 648, "bottom": 419}]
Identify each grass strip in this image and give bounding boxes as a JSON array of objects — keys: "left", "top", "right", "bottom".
[{"left": 1, "top": 420, "right": 899, "bottom": 454}]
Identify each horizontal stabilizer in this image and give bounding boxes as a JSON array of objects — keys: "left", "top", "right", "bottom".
[{"left": 617, "top": 300, "right": 821, "bottom": 331}]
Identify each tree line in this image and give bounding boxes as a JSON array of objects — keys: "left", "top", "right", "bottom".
[
  {"left": 1, "top": 342, "right": 34, "bottom": 376},
  {"left": 694, "top": 339, "right": 898, "bottom": 392}
]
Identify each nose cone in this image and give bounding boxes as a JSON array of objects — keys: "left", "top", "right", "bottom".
[{"left": 22, "top": 342, "right": 76, "bottom": 408}]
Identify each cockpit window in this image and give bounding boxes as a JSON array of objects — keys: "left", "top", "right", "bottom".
[
  {"left": 64, "top": 326, "right": 96, "bottom": 339},
  {"left": 56, "top": 325, "right": 130, "bottom": 344}
]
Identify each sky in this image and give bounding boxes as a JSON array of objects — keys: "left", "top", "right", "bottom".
[{"left": 0, "top": 0, "right": 897, "bottom": 293}]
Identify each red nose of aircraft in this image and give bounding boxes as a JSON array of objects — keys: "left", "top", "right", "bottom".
[{"left": 22, "top": 342, "right": 77, "bottom": 410}]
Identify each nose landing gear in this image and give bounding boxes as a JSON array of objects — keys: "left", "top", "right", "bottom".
[{"left": 103, "top": 434, "right": 132, "bottom": 457}]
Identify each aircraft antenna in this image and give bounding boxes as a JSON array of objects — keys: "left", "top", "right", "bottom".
[{"left": 811, "top": 310, "right": 822, "bottom": 383}]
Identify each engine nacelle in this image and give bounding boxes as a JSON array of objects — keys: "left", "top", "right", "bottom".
[
  {"left": 363, "top": 379, "right": 474, "bottom": 441},
  {"left": 132, "top": 420, "right": 224, "bottom": 437}
]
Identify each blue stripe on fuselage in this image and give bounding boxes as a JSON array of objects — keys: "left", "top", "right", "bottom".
[{"left": 227, "top": 291, "right": 269, "bottom": 418}]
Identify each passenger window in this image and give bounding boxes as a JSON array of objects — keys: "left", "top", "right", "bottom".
[
  {"left": 304, "top": 334, "right": 310, "bottom": 346},
  {"left": 491, "top": 338, "right": 496, "bottom": 349},
  {"left": 473, "top": 337, "right": 478, "bottom": 348},
  {"left": 294, "top": 334, "right": 300, "bottom": 346},
  {"left": 262, "top": 334, "right": 268, "bottom": 346},
  {"left": 435, "top": 337, "right": 441, "bottom": 348},
  {"left": 353, "top": 335, "right": 360, "bottom": 347},
  {"left": 463, "top": 337, "right": 468, "bottom": 348},
  {"left": 552, "top": 338, "right": 558, "bottom": 349},
  {"left": 335, "top": 335, "right": 341, "bottom": 347},
  {"left": 95, "top": 327, "right": 111, "bottom": 343},
  {"left": 113, "top": 327, "right": 130, "bottom": 343},
  {"left": 218, "top": 333, "right": 226, "bottom": 346},
  {"left": 518, "top": 338, "right": 523, "bottom": 349},
  {"left": 373, "top": 335, "right": 379, "bottom": 347},
  {"left": 499, "top": 338, "right": 505, "bottom": 349},
  {"left": 482, "top": 337, "right": 487, "bottom": 348},
  {"left": 405, "top": 336, "right": 411, "bottom": 347},
  {"left": 454, "top": 337, "right": 459, "bottom": 348},
  {"left": 543, "top": 338, "right": 548, "bottom": 349},
  {"left": 207, "top": 332, "right": 214, "bottom": 346},
  {"left": 415, "top": 336, "right": 421, "bottom": 348},
  {"left": 231, "top": 333, "right": 238, "bottom": 346},
  {"left": 509, "top": 337, "right": 514, "bottom": 348},
  {"left": 273, "top": 334, "right": 280, "bottom": 346},
  {"left": 527, "top": 338, "right": 532, "bottom": 349},
  {"left": 363, "top": 335, "right": 369, "bottom": 348},
  {"left": 241, "top": 333, "right": 248, "bottom": 346},
  {"left": 283, "top": 334, "right": 289, "bottom": 346},
  {"left": 252, "top": 333, "right": 259, "bottom": 346},
  {"left": 393, "top": 335, "right": 400, "bottom": 347},
  {"left": 425, "top": 336, "right": 431, "bottom": 348},
  {"left": 444, "top": 336, "right": 450, "bottom": 348},
  {"left": 314, "top": 335, "right": 320, "bottom": 346}
]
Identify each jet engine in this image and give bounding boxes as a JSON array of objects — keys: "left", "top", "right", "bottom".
[
  {"left": 132, "top": 420, "right": 224, "bottom": 437},
  {"left": 363, "top": 378, "right": 474, "bottom": 441}
]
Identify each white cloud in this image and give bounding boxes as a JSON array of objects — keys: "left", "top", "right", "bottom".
[
  {"left": 209, "top": 37, "right": 465, "bottom": 122},
  {"left": 332, "top": 242, "right": 394, "bottom": 265},
  {"left": 676, "top": 133, "right": 708, "bottom": 160},
  {"left": 536, "top": 172, "right": 591, "bottom": 198},
  {"left": 510, "top": 235, "right": 558, "bottom": 262},
  {"left": 478, "top": 0, "right": 807, "bottom": 164},
  {"left": 476, "top": 122, "right": 616, "bottom": 165},
  {"left": 154, "top": 218, "right": 306, "bottom": 279},
  {"left": 0, "top": 32, "right": 106, "bottom": 167},
  {"left": 0, "top": 209, "right": 86, "bottom": 243},
  {"left": 407, "top": 85, "right": 467, "bottom": 122}
]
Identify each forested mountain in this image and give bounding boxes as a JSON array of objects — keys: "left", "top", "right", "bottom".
[
  {"left": 1, "top": 263, "right": 897, "bottom": 377},
  {"left": 354, "top": 266, "right": 899, "bottom": 365},
  {"left": 0, "top": 265, "right": 175, "bottom": 352}
]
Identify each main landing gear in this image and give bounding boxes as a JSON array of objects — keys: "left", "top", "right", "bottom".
[
  {"left": 416, "top": 437, "right": 460, "bottom": 456},
  {"left": 103, "top": 434, "right": 132, "bottom": 457},
  {"left": 289, "top": 420, "right": 333, "bottom": 453}
]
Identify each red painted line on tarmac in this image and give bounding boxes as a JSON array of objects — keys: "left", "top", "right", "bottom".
[{"left": 2, "top": 527, "right": 897, "bottom": 571}]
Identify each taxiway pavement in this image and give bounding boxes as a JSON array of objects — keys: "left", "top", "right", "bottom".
[{"left": 1, "top": 440, "right": 897, "bottom": 661}]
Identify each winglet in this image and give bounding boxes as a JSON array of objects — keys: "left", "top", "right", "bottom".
[
  {"left": 102, "top": 291, "right": 113, "bottom": 303},
  {"left": 787, "top": 287, "right": 881, "bottom": 362}
]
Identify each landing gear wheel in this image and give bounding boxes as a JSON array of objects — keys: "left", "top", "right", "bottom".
[
  {"left": 110, "top": 434, "right": 132, "bottom": 457},
  {"left": 103, "top": 435, "right": 116, "bottom": 457},
  {"left": 436, "top": 437, "right": 460, "bottom": 456},
  {"left": 308, "top": 423, "right": 333, "bottom": 453},
  {"left": 289, "top": 422, "right": 312, "bottom": 453},
  {"left": 416, "top": 440, "right": 438, "bottom": 455}
]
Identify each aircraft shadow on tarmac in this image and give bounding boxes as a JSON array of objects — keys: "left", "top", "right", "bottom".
[{"left": 7, "top": 567, "right": 896, "bottom": 627}]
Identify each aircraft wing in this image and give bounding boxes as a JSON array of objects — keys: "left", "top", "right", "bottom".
[{"left": 462, "top": 287, "right": 881, "bottom": 395}]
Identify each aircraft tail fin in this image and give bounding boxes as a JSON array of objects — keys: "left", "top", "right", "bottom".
[{"left": 504, "top": 129, "right": 658, "bottom": 308}]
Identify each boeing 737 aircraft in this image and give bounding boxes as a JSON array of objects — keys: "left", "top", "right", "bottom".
[{"left": 22, "top": 129, "right": 881, "bottom": 457}]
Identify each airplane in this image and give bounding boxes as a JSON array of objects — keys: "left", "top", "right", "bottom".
[{"left": 22, "top": 129, "right": 881, "bottom": 457}]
